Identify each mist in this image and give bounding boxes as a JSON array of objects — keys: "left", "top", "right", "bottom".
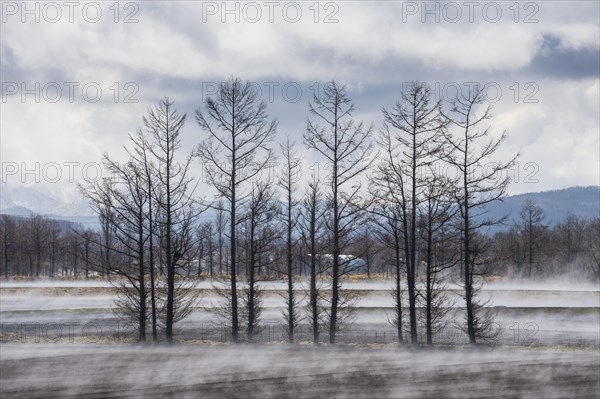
[{"left": 2, "top": 343, "right": 598, "bottom": 398}]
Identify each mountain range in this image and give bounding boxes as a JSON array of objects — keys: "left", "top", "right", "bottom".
[
  {"left": 0, "top": 182, "right": 98, "bottom": 228},
  {"left": 482, "top": 186, "right": 599, "bottom": 231},
  {"left": 1, "top": 182, "right": 598, "bottom": 231}
]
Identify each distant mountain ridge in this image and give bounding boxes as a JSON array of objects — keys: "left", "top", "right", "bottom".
[
  {"left": 1, "top": 183, "right": 598, "bottom": 232},
  {"left": 481, "top": 186, "right": 599, "bottom": 230},
  {"left": 1, "top": 182, "right": 93, "bottom": 217}
]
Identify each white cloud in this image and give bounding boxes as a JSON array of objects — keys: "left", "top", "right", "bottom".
[{"left": 1, "top": 0, "right": 598, "bottom": 207}]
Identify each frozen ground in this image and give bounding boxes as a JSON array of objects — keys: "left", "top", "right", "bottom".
[
  {"left": 1, "top": 278, "right": 598, "bottom": 346},
  {"left": 1, "top": 278, "right": 598, "bottom": 397},
  {"left": 1, "top": 343, "right": 598, "bottom": 398}
]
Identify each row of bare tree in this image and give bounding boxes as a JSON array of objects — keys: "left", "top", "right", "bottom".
[
  {"left": 8, "top": 78, "right": 594, "bottom": 346},
  {"left": 494, "top": 201, "right": 600, "bottom": 280},
  {"left": 0, "top": 214, "right": 98, "bottom": 278},
  {"left": 4, "top": 205, "right": 594, "bottom": 283}
]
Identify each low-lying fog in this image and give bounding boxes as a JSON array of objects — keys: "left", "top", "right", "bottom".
[
  {"left": 1, "top": 343, "right": 598, "bottom": 398},
  {"left": 1, "top": 278, "right": 598, "bottom": 397},
  {"left": 1, "top": 278, "right": 598, "bottom": 347}
]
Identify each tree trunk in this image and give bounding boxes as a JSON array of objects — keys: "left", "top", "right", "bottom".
[
  {"left": 165, "top": 119, "right": 174, "bottom": 343},
  {"left": 138, "top": 213, "right": 146, "bottom": 342},
  {"left": 330, "top": 128, "right": 339, "bottom": 344},
  {"left": 425, "top": 223, "right": 433, "bottom": 345},
  {"left": 230, "top": 150, "right": 239, "bottom": 342},
  {"left": 287, "top": 189, "right": 294, "bottom": 343},
  {"left": 463, "top": 172, "right": 476, "bottom": 344},
  {"left": 395, "top": 229, "right": 403, "bottom": 344}
]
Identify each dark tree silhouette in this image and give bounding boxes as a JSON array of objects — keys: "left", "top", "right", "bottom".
[
  {"left": 196, "top": 77, "right": 277, "bottom": 342},
  {"left": 441, "top": 86, "right": 518, "bottom": 344},
  {"left": 304, "top": 81, "right": 374, "bottom": 343},
  {"left": 278, "top": 137, "right": 302, "bottom": 342}
]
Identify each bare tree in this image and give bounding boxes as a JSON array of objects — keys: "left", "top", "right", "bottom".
[
  {"left": 79, "top": 228, "right": 95, "bottom": 278},
  {"left": 370, "top": 107, "right": 415, "bottom": 345},
  {"left": 517, "top": 199, "right": 547, "bottom": 278},
  {"left": 492, "top": 213, "right": 600, "bottom": 281},
  {"left": 278, "top": 137, "right": 302, "bottom": 342},
  {"left": 360, "top": 222, "right": 378, "bottom": 279},
  {"left": 144, "top": 98, "right": 203, "bottom": 342},
  {"left": 377, "top": 81, "right": 447, "bottom": 344},
  {"left": 98, "top": 202, "right": 116, "bottom": 278},
  {"left": 1, "top": 216, "right": 105, "bottom": 279},
  {"left": 304, "top": 81, "right": 374, "bottom": 343},
  {"left": 128, "top": 129, "right": 160, "bottom": 341},
  {"left": 553, "top": 213, "right": 590, "bottom": 278},
  {"left": 441, "top": 86, "right": 518, "bottom": 344},
  {"left": 241, "top": 181, "right": 280, "bottom": 341},
  {"left": 370, "top": 202, "right": 406, "bottom": 344},
  {"left": 555, "top": 214, "right": 583, "bottom": 265},
  {"left": 215, "top": 199, "right": 227, "bottom": 276},
  {"left": 298, "top": 178, "right": 327, "bottom": 343},
  {"left": 495, "top": 226, "right": 526, "bottom": 275},
  {"left": 46, "top": 223, "right": 61, "bottom": 278},
  {"left": 81, "top": 159, "right": 150, "bottom": 342},
  {"left": 196, "top": 221, "right": 215, "bottom": 277},
  {"left": 83, "top": 98, "right": 202, "bottom": 342},
  {"left": 62, "top": 227, "right": 81, "bottom": 277},
  {"left": 23, "top": 214, "right": 49, "bottom": 277},
  {"left": 0, "top": 215, "right": 16, "bottom": 278},
  {"left": 585, "top": 217, "right": 600, "bottom": 280},
  {"left": 196, "top": 77, "right": 277, "bottom": 342},
  {"left": 418, "top": 171, "right": 458, "bottom": 344}
]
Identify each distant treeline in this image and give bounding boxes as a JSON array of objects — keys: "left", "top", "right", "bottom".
[
  {"left": 1, "top": 209, "right": 597, "bottom": 281},
  {"left": 0, "top": 214, "right": 98, "bottom": 278}
]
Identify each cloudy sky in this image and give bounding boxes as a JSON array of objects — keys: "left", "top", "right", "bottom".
[{"left": 1, "top": 1, "right": 599, "bottom": 213}]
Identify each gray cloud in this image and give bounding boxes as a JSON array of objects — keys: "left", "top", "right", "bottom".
[
  {"left": 529, "top": 34, "right": 600, "bottom": 79},
  {"left": 0, "top": 1, "right": 598, "bottom": 202}
]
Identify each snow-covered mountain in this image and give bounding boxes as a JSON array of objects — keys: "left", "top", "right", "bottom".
[{"left": 0, "top": 182, "right": 94, "bottom": 217}]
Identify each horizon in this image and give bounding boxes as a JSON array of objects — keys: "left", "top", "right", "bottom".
[{"left": 1, "top": 184, "right": 598, "bottom": 232}]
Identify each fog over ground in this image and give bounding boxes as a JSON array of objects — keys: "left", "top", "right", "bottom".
[
  {"left": 1, "top": 343, "right": 598, "bottom": 398},
  {"left": 1, "top": 278, "right": 598, "bottom": 397},
  {"left": 1, "top": 278, "right": 598, "bottom": 346}
]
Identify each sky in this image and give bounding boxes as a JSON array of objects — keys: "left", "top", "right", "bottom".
[{"left": 1, "top": 1, "right": 599, "bottom": 214}]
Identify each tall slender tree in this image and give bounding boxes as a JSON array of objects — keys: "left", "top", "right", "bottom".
[
  {"left": 378, "top": 81, "right": 447, "bottom": 343},
  {"left": 298, "top": 178, "right": 327, "bottom": 343},
  {"left": 441, "top": 86, "right": 517, "bottom": 344},
  {"left": 127, "top": 130, "right": 160, "bottom": 341},
  {"left": 304, "top": 81, "right": 374, "bottom": 343},
  {"left": 278, "top": 137, "right": 302, "bottom": 342},
  {"left": 143, "top": 98, "right": 202, "bottom": 342},
  {"left": 242, "top": 181, "right": 280, "bottom": 341},
  {"left": 196, "top": 77, "right": 277, "bottom": 342},
  {"left": 418, "top": 171, "right": 458, "bottom": 344}
]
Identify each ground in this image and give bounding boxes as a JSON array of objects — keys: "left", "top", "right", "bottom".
[
  {"left": 1, "top": 278, "right": 598, "bottom": 398},
  {"left": 1, "top": 343, "right": 598, "bottom": 398}
]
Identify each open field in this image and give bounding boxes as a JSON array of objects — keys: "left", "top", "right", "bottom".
[
  {"left": 1, "top": 343, "right": 599, "bottom": 398},
  {"left": 1, "top": 279, "right": 599, "bottom": 397},
  {"left": 1, "top": 278, "right": 598, "bottom": 346}
]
